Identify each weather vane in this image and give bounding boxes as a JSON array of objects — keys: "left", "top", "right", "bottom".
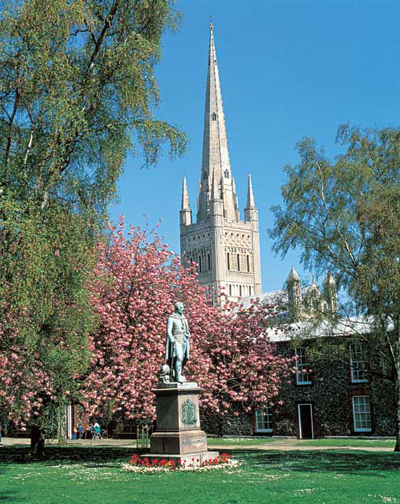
[{"left": 209, "top": 15, "right": 213, "bottom": 32}]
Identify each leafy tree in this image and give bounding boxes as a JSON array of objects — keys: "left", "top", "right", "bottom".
[
  {"left": 83, "top": 218, "right": 290, "bottom": 424},
  {"left": 270, "top": 125, "right": 400, "bottom": 451},
  {"left": 0, "top": 0, "right": 187, "bottom": 452}
]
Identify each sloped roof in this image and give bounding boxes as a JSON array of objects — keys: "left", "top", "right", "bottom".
[
  {"left": 239, "top": 289, "right": 374, "bottom": 343},
  {"left": 240, "top": 289, "right": 287, "bottom": 310},
  {"left": 264, "top": 316, "right": 374, "bottom": 343}
]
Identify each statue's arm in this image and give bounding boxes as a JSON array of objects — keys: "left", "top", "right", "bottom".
[{"left": 167, "top": 317, "right": 175, "bottom": 343}]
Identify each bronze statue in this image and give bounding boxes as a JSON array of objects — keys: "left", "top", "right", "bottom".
[{"left": 163, "top": 302, "right": 190, "bottom": 384}]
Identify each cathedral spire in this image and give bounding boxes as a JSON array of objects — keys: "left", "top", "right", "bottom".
[
  {"left": 197, "top": 24, "right": 238, "bottom": 223},
  {"left": 180, "top": 26, "right": 262, "bottom": 301},
  {"left": 181, "top": 176, "right": 190, "bottom": 210}
]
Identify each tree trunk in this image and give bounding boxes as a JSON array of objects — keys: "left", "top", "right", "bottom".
[
  {"left": 30, "top": 425, "right": 45, "bottom": 457},
  {"left": 57, "top": 405, "right": 68, "bottom": 444}
]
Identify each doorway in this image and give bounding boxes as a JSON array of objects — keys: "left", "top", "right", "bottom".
[{"left": 297, "top": 403, "right": 314, "bottom": 439}]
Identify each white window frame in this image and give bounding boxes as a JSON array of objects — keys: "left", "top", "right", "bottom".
[
  {"left": 67, "top": 404, "right": 73, "bottom": 440},
  {"left": 296, "top": 348, "right": 312, "bottom": 385},
  {"left": 255, "top": 406, "right": 273, "bottom": 433},
  {"left": 349, "top": 343, "right": 367, "bottom": 383},
  {"left": 352, "top": 396, "right": 372, "bottom": 432},
  {"left": 297, "top": 403, "right": 314, "bottom": 439}
]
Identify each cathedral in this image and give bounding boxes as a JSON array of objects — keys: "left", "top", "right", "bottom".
[{"left": 180, "top": 25, "right": 262, "bottom": 302}]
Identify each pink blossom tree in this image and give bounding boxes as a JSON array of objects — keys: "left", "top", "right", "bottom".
[
  {"left": 0, "top": 217, "right": 291, "bottom": 447},
  {"left": 83, "top": 218, "right": 291, "bottom": 426}
]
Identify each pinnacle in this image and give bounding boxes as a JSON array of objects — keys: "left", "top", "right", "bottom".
[
  {"left": 287, "top": 266, "right": 300, "bottom": 282},
  {"left": 181, "top": 177, "right": 190, "bottom": 210},
  {"left": 246, "top": 174, "right": 255, "bottom": 209},
  {"left": 324, "top": 271, "right": 336, "bottom": 284}
]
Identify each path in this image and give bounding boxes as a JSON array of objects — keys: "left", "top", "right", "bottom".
[{"left": 0, "top": 437, "right": 395, "bottom": 452}]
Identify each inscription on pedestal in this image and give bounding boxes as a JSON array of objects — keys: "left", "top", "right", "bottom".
[{"left": 182, "top": 436, "right": 206, "bottom": 447}]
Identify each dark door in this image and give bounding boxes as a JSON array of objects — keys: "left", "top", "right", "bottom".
[{"left": 299, "top": 404, "right": 313, "bottom": 439}]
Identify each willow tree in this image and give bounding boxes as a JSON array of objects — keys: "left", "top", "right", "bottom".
[
  {"left": 271, "top": 125, "right": 400, "bottom": 451},
  {"left": 0, "top": 0, "right": 187, "bottom": 452}
]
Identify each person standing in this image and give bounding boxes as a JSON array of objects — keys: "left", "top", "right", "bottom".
[{"left": 94, "top": 422, "right": 101, "bottom": 439}]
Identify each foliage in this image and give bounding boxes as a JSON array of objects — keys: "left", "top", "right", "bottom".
[
  {"left": 201, "top": 409, "right": 254, "bottom": 436},
  {"left": 270, "top": 125, "right": 400, "bottom": 450},
  {"left": 0, "top": 0, "right": 187, "bottom": 435},
  {"left": 82, "top": 218, "right": 290, "bottom": 422},
  {"left": 0, "top": 205, "right": 96, "bottom": 431}
]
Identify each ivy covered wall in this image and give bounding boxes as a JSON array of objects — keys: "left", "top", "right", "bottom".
[
  {"left": 200, "top": 337, "right": 396, "bottom": 438},
  {"left": 271, "top": 338, "right": 396, "bottom": 437}
]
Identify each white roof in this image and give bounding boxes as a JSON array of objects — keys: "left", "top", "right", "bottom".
[
  {"left": 239, "top": 289, "right": 375, "bottom": 343},
  {"left": 240, "top": 290, "right": 287, "bottom": 310},
  {"left": 265, "top": 316, "right": 374, "bottom": 343}
]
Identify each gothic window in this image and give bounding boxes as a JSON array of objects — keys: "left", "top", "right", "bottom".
[
  {"left": 198, "top": 256, "right": 202, "bottom": 273},
  {"left": 229, "top": 284, "right": 232, "bottom": 296},
  {"left": 224, "top": 169, "right": 229, "bottom": 179},
  {"left": 207, "top": 253, "right": 211, "bottom": 271},
  {"left": 212, "top": 112, "right": 217, "bottom": 121},
  {"left": 255, "top": 407, "right": 273, "bottom": 433},
  {"left": 203, "top": 171, "right": 208, "bottom": 180},
  {"left": 349, "top": 343, "right": 367, "bottom": 383},
  {"left": 246, "top": 255, "right": 250, "bottom": 272},
  {"left": 249, "top": 286, "right": 252, "bottom": 295},
  {"left": 237, "top": 253, "right": 240, "bottom": 271},
  {"left": 295, "top": 348, "right": 312, "bottom": 385},
  {"left": 227, "top": 252, "right": 230, "bottom": 270},
  {"left": 352, "top": 396, "right": 372, "bottom": 432},
  {"left": 239, "top": 285, "right": 242, "bottom": 297}
]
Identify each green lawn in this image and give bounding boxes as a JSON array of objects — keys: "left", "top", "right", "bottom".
[
  {"left": 208, "top": 437, "right": 278, "bottom": 446},
  {"left": 1, "top": 446, "right": 400, "bottom": 503},
  {"left": 300, "top": 438, "right": 396, "bottom": 449},
  {"left": 208, "top": 437, "right": 397, "bottom": 449}
]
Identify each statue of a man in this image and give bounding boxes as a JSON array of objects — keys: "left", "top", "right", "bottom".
[{"left": 165, "top": 302, "right": 190, "bottom": 383}]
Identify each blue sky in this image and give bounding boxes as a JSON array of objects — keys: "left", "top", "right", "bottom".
[{"left": 109, "top": 0, "right": 400, "bottom": 293}]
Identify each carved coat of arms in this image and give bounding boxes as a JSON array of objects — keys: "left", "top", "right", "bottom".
[{"left": 181, "top": 399, "right": 197, "bottom": 425}]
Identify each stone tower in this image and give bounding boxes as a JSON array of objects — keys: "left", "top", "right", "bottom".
[{"left": 180, "top": 25, "right": 262, "bottom": 301}]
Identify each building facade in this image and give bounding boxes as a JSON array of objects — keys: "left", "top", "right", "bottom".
[
  {"left": 243, "top": 269, "right": 396, "bottom": 439},
  {"left": 180, "top": 25, "right": 262, "bottom": 302}
]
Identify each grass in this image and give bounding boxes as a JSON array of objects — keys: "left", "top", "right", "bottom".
[
  {"left": 300, "top": 438, "right": 396, "bottom": 449},
  {"left": 208, "top": 437, "right": 278, "bottom": 446},
  {"left": 208, "top": 437, "right": 397, "bottom": 449},
  {"left": 1, "top": 445, "right": 400, "bottom": 503}
]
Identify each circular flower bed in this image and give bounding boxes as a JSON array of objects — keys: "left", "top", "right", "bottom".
[{"left": 122, "top": 453, "right": 240, "bottom": 474}]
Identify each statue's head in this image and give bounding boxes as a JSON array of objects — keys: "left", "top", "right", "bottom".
[{"left": 174, "top": 302, "right": 184, "bottom": 315}]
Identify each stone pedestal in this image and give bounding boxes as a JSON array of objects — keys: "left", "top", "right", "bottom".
[{"left": 146, "top": 382, "right": 218, "bottom": 466}]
